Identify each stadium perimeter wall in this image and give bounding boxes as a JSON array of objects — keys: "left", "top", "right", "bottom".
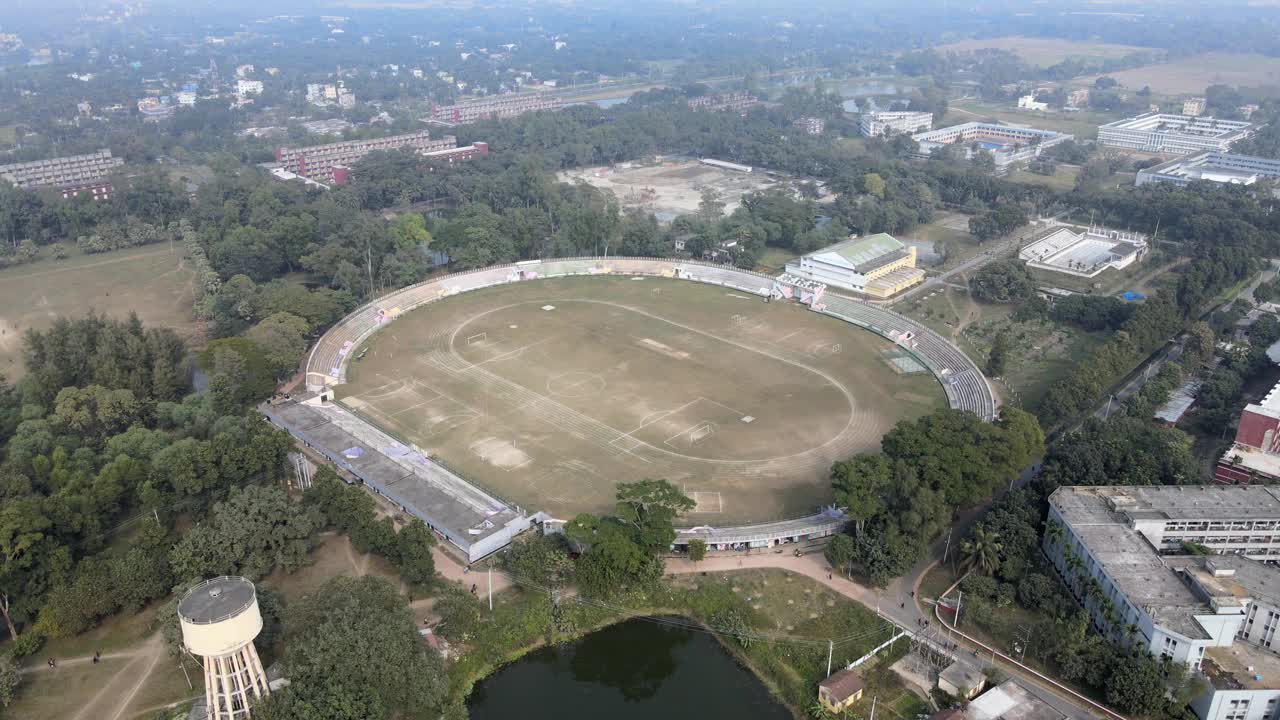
[{"left": 287, "top": 257, "right": 996, "bottom": 556}]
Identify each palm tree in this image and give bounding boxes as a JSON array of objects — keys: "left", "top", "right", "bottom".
[
  {"left": 961, "top": 527, "right": 1002, "bottom": 576},
  {"left": 1046, "top": 520, "right": 1064, "bottom": 547}
]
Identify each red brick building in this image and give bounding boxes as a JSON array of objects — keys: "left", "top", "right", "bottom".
[{"left": 1216, "top": 381, "right": 1280, "bottom": 484}]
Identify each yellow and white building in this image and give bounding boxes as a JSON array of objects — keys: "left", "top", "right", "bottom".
[{"left": 784, "top": 233, "right": 924, "bottom": 299}]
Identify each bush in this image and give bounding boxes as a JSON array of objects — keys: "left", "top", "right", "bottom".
[{"left": 6, "top": 630, "right": 45, "bottom": 659}]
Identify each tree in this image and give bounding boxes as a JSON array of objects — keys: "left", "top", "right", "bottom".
[
  {"left": 393, "top": 519, "right": 436, "bottom": 588},
  {"left": 388, "top": 213, "right": 432, "bottom": 252},
  {"left": 169, "top": 485, "right": 321, "bottom": 580},
  {"left": 687, "top": 538, "right": 707, "bottom": 563},
  {"left": 612, "top": 479, "right": 695, "bottom": 554},
  {"left": 970, "top": 260, "right": 1035, "bottom": 304},
  {"left": 259, "top": 576, "right": 447, "bottom": 720},
  {"left": 830, "top": 455, "right": 889, "bottom": 535},
  {"left": 1105, "top": 654, "right": 1168, "bottom": 716},
  {"left": 246, "top": 312, "right": 311, "bottom": 380},
  {"left": 862, "top": 173, "right": 886, "bottom": 199},
  {"left": 961, "top": 527, "right": 1002, "bottom": 576},
  {"left": 501, "top": 534, "right": 574, "bottom": 588},
  {"left": 986, "top": 329, "right": 1013, "bottom": 377},
  {"left": 825, "top": 534, "right": 855, "bottom": 576},
  {"left": 0, "top": 654, "right": 17, "bottom": 709}
]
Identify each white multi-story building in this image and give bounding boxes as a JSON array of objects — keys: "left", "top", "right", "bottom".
[
  {"left": 1098, "top": 114, "right": 1255, "bottom": 155},
  {"left": 1136, "top": 152, "right": 1280, "bottom": 188},
  {"left": 859, "top": 110, "right": 933, "bottom": 137},
  {"left": 237, "top": 79, "right": 264, "bottom": 96},
  {"left": 1185, "top": 98, "right": 1208, "bottom": 117},
  {"left": 911, "top": 122, "right": 1072, "bottom": 171},
  {"left": 1046, "top": 486, "right": 1280, "bottom": 720},
  {"left": 176, "top": 91, "right": 197, "bottom": 106}
]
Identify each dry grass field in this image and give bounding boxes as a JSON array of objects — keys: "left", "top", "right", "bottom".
[
  {"left": 340, "top": 276, "right": 945, "bottom": 523},
  {"left": 0, "top": 243, "right": 201, "bottom": 380},
  {"left": 1075, "top": 52, "right": 1280, "bottom": 94},
  {"left": 934, "top": 36, "right": 1148, "bottom": 67}
]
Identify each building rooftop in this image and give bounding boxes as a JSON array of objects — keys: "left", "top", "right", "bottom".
[
  {"left": 178, "top": 577, "right": 256, "bottom": 625},
  {"left": 964, "top": 680, "right": 1066, "bottom": 720},
  {"left": 1054, "top": 485, "right": 1280, "bottom": 523},
  {"left": 1248, "top": 381, "right": 1280, "bottom": 420},
  {"left": 1220, "top": 444, "right": 1280, "bottom": 479},
  {"left": 939, "top": 661, "right": 987, "bottom": 694},
  {"left": 806, "top": 233, "right": 905, "bottom": 273},
  {"left": 1204, "top": 640, "right": 1280, "bottom": 690},
  {"left": 1101, "top": 113, "right": 1254, "bottom": 137},
  {"left": 1155, "top": 379, "right": 1201, "bottom": 424},
  {"left": 1050, "top": 486, "right": 1280, "bottom": 639},
  {"left": 1167, "top": 555, "right": 1280, "bottom": 609},
  {"left": 261, "top": 397, "right": 525, "bottom": 555},
  {"left": 818, "top": 667, "right": 864, "bottom": 702}
]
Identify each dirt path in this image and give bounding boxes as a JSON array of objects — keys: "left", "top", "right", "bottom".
[
  {"left": 106, "top": 634, "right": 166, "bottom": 720},
  {"left": 20, "top": 649, "right": 141, "bottom": 675},
  {"left": 64, "top": 634, "right": 164, "bottom": 720}
]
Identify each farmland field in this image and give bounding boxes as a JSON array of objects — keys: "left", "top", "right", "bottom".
[
  {"left": 1075, "top": 52, "right": 1280, "bottom": 94},
  {"left": 934, "top": 36, "right": 1149, "bottom": 67},
  {"left": 0, "top": 243, "right": 200, "bottom": 379}
]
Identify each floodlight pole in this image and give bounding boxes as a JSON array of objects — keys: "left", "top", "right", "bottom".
[
  {"left": 827, "top": 639, "right": 833, "bottom": 678},
  {"left": 488, "top": 567, "right": 493, "bottom": 611}
]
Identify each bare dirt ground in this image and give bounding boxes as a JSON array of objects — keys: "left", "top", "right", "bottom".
[
  {"left": 340, "top": 276, "right": 945, "bottom": 524},
  {"left": 558, "top": 159, "right": 805, "bottom": 221}
]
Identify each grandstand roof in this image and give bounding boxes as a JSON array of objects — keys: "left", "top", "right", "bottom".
[{"left": 807, "top": 233, "right": 905, "bottom": 273}]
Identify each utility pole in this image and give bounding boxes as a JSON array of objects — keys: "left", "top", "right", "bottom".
[
  {"left": 869, "top": 696, "right": 877, "bottom": 720},
  {"left": 942, "top": 527, "right": 953, "bottom": 565},
  {"left": 826, "top": 639, "right": 833, "bottom": 678},
  {"left": 488, "top": 567, "right": 493, "bottom": 611},
  {"left": 1015, "top": 624, "right": 1033, "bottom": 663}
]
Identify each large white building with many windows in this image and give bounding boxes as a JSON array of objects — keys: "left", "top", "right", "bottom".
[
  {"left": 1046, "top": 486, "right": 1280, "bottom": 720},
  {"left": 858, "top": 110, "right": 933, "bottom": 137},
  {"left": 1098, "top": 113, "right": 1255, "bottom": 155}
]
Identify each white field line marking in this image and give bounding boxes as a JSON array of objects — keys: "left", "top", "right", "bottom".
[
  {"left": 664, "top": 420, "right": 713, "bottom": 447},
  {"left": 616, "top": 397, "right": 703, "bottom": 440}
]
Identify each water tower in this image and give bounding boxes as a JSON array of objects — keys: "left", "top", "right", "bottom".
[{"left": 178, "top": 576, "right": 272, "bottom": 719}]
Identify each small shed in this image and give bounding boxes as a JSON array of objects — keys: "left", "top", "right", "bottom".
[
  {"left": 818, "top": 668, "right": 865, "bottom": 713},
  {"left": 937, "top": 661, "right": 987, "bottom": 700}
]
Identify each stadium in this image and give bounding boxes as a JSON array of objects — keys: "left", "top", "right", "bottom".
[{"left": 266, "top": 258, "right": 995, "bottom": 561}]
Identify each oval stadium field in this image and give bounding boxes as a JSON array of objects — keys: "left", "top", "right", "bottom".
[{"left": 338, "top": 275, "right": 946, "bottom": 524}]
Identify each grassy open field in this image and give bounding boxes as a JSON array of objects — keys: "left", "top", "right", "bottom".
[
  {"left": 341, "top": 276, "right": 946, "bottom": 523},
  {"left": 900, "top": 213, "right": 980, "bottom": 272},
  {"left": 1007, "top": 165, "right": 1081, "bottom": 192},
  {"left": 942, "top": 99, "right": 1118, "bottom": 140},
  {"left": 1075, "top": 52, "right": 1280, "bottom": 95},
  {"left": 756, "top": 246, "right": 800, "bottom": 273},
  {"left": 0, "top": 243, "right": 201, "bottom": 380},
  {"left": 0, "top": 125, "right": 17, "bottom": 145},
  {"left": 934, "top": 36, "right": 1149, "bottom": 67}
]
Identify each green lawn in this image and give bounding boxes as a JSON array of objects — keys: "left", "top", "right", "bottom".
[
  {"left": 1007, "top": 165, "right": 1080, "bottom": 192},
  {"left": 0, "top": 125, "right": 17, "bottom": 145},
  {"left": 901, "top": 215, "right": 979, "bottom": 272},
  {"left": 756, "top": 246, "right": 800, "bottom": 273}
]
